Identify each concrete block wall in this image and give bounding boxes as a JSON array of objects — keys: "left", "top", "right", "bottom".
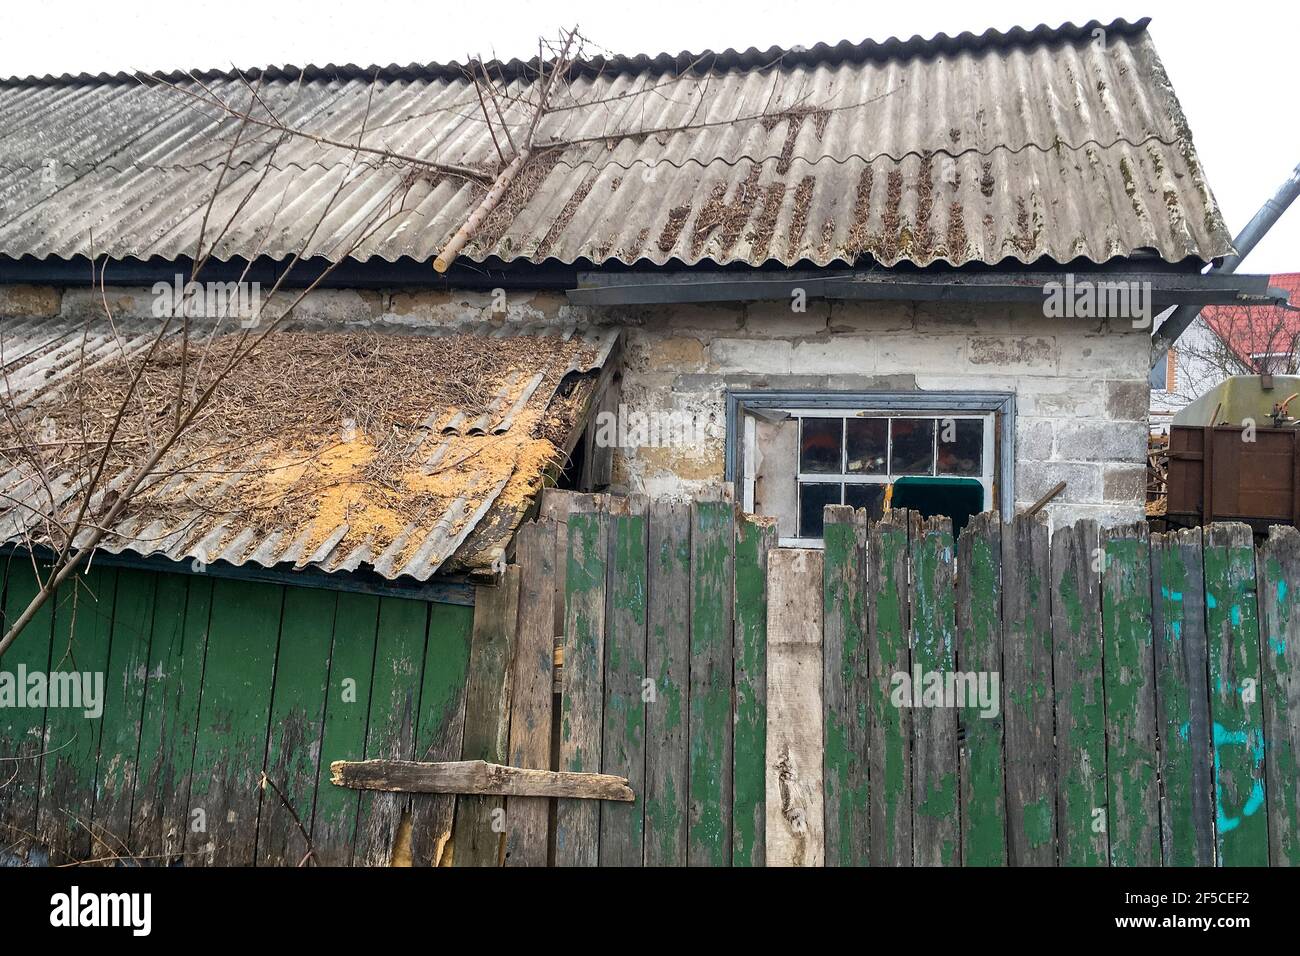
[{"left": 1, "top": 284, "right": 1149, "bottom": 528}]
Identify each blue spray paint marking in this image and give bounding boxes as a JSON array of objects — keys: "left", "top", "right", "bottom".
[
  {"left": 1231, "top": 605, "right": 1242, "bottom": 627},
  {"left": 1207, "top": 593, "right": 1218, "bottom": 610},
  {"left": 1278, "top": 579, "right": 1288, "bottom": 603},
  {"left": 1212, "top": 722, "right": 1266, "bottom": 835},
  {"left": 1178, "top": 720, "right": 1190, "bottom": 742},
  {"left": 1172, "top": 620, "right": 1182, "bottom": 642}
]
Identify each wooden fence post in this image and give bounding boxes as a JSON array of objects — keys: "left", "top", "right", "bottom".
[
  {"left": 453, "top": 567, "right": 521, "bottom": 866},
  {"left": 765, "top": 547, "right": 824, "bottom": 867},
  {"left": 1257, "top": 526, "right": 1300, "bottom": 865},
  {"left": 822, "top": 506, "right": 869, "bottom": 866},
  {"left": 1003, "top": 511, "right": 1055, "bottom": 866},
  {"left": 1050, "top": 519, "right": 1106, "bottom": 867},
  {"left": 1101, "top": 522, "right": 1160, "bottom": 866},
  {"left": 1203, "top": 523, "right": 1269, "bottom": 866},
  {"left": 956, "top": 512, "right": 1006, "bottom": 865},
  {"left": 868, "top": 509, "right": 912, "bottom": 866},
  {"left": 505, "top": 520, "right": 557, "bottom": 867},
  {"left": 644, "top": 499, "right": 690, "bottom": 866},
  {"left": 556, "top": 501, "right": 608, "bottom": 866},
  {"left": 734, "top": 511, "right": 776, "bottom": 866},
  {"left": 911, "top": 514, "right": 959, "bottom": 866}
]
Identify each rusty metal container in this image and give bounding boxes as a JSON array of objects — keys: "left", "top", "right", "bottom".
[{"left": 1166, "top": 375, "right": 1300, "bottom": 531}]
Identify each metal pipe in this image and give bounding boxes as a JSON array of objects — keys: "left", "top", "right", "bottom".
[{"left": 1151, "top": 161, "right": 1300, "bottom": 367}]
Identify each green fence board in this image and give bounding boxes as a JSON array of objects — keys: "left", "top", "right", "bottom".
[
  {"left": 129, "top": 571, "right": 191, "bottom": 862},
  {"left": 644, "top": 499, "right": 690, "bottom": 866},
  {"left": 256, "top": 586, "right": 337, "bottom": 867},
  {"left": 599, "top": 499, "right": 648, "bottom": 867},
  {"left": 956, "top": 513, "right": 1006, "bottom": 866},
  {"left": 92, "top": 568, "right": 156, "bottom": 858},
  {"left": 733, "top": 510, "right": 774, "bottom": 867},
  {"left": 455, "top": 569, "right": 521, "bottom": 867},
  {"left": 1051, "top": 520, "right": 1106, "bottom": 867},
  {"left": 1151, "top": 528, "right": 1215, "bottom": 867},
  {"left": 310, "top": 590, "right": 378, "bottom": 865},
  {"left": 1102, "top": 524, "right": 1160, "bottom": 866},
  {"left": 911, "top": 514, "right": 959, "bottom": 867},
  {"left": 557, "top": 506, "right": 608, "bottom": 866},
  {"left": 354, "top": 595, "right": 429, "bottom": 866},
  {"left": 409, "top": 599, "right": 473, "bottom": 867},
  {"left": 687, "top": 499, "right": 734, "bottom": 867},
  {"left": 821, "top": 506, "right": 868, "bottom": 867},
  {"left": 1003, "top": 512, "right": 1056, "bottom": 866},
  {"left": 36, "top": 567, "right": 116, "bottom": 863},
  {"left": 868, "top": 509, "right": 911, "bottom": 866},
  {"left": 1256, "top": 527, "right": 1300, "bottom": 865},
  {"left": 1203, "top": 523, "right": 1269, "bottom": 866},
  {"left": 186, "top": 577, "right": 283, "bottom": 866},
  {"left": 0, "top": 558, "right": 55, "bottom": 861}
]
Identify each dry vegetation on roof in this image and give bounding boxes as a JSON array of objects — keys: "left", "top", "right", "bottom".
[{"left": 31, "top": 330, "right": 593, "bottom": 567}]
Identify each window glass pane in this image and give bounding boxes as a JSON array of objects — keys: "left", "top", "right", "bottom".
[
  {"left": 845, "top": 418, "right": 888, "bottom": 474},
  {"left": 844, "top": 483, "right": 886, "bottom": 520},
  {"left": 936, "top": 419, "right": 984, "bottom": 476},
  {"left": 798, "top": 482, "right": 841, "bottom": 537},
  {"left": 799, "top": 418, "right": 843, "bottom": 474},
  {"left": 890, "top": 418, "right": 935, "bottom": 475}
]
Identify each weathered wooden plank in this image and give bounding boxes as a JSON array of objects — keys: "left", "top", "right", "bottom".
[
  {"left": 36, "top": 568, "right": 115, "bottom": 864},
  {"left": 1151, "top": 527, "right": 1215, "bottom": 867},
  {"left": 162, "top": 576, "right": 213, "bottom": 863},
  {"left": 504, "top": 520, "right": 556, "bottom": 867},
  {"left": 1102, "top": 523, "right": 1160, "bottom": 866},
  {"left": 1258, "top": 526, "right": 1300, "bottom": 865},
  {"left": 734, "top": 510, "right": 775, "bottom": 867},
  {"left": 186, "top": 577, "right": 282, "bottom": 866},
  {"left": 1050, "top": 519, "right": 1107, "bottom": 867},
  {"left": 91, "top": 568, "right": 156, "bottom": 858},
  {"left": 556, "top": 505, "right": 608, "bottom": 866},
  {"left": 355, "top": 596, "right": 429, "bottom": 866},
  {"left": 1002, "top": 511, "right": 1056, "bottom": 866},
  {"left": 822, "top": 505, "right": 868, "bottom": 867},
  {"left": 453, "top": 568, "right": 521, "bottom": 867},
  {"left": 130, "top": 572, "right": 202, "bottom": 864},
  {"left": 643, "top": 498, "right": 690, "bottom": 866},
  {"left": 956, "top": 512, "right": 1007, "bottom": 866},
  {"left": 765, "top": 548, "right": 825, "bottom": 867},
  {"left": 688, "top": 498, "right": 734, "bottom": 866},
  {"left": 911, "top": 514, "right": 959, "bottom": 867},
  {"left": 0, "top": 558, "right": 54, "bottom": 863},
  {"left": 599, "top": 497, "right": 648, "bottom": 867},
  {"left": 408, "top": 600, "right": 473, "bottom": 867},
  {"left": 1203, "top": 523, "right": 1269, "bottom": 866},
  {"left": 332, "top": 759, "right": 634, "bottom": 801},
  {"left": 255, "top": 586, "right": 337, "bottom": 867},
  {"left": 309, "top": 591, "right": 379, "bottom": 866},
  {"left": 868, "top": 509, "right": 911, "bottom": 866}
]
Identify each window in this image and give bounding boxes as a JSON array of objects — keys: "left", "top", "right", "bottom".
[{"left": 727, "top": 391, "right": 1013, "bottom": 547}]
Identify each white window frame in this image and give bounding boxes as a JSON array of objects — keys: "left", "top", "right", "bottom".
[{"left": 724, "top": 390, "right": 1015, "bottom": 548}]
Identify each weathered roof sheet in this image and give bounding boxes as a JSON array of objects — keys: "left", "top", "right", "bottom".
[
  {"left": 0, "top": 17, "right": 1233, "bottom": 269},
  {"left": 0, "top": 317, "right": 618, "bottom": 581}
]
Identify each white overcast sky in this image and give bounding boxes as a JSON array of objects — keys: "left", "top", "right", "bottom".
[{"left": 3, "top": 0, "right": 1297, "bottom": 273}]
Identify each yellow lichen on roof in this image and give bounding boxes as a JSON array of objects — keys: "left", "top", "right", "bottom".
[{"left": 17, "top": 328, "right": 603, "bottom": 575}]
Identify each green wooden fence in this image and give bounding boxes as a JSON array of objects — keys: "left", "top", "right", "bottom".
[
  {"left": 521, "top": 493, "right": 1297, "bottom": 867},
  {"left": 0, "top": 557, "right": 473, "bottom": 866},
  {"left": 5, "top": 490, "right": 1299, "bottom": 867}
]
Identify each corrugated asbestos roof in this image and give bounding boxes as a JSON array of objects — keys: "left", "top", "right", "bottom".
[
  {"left": 0, "top": 17, "right": 1233, "bottom": 269},
  {"left": 0, "top": 317, "right": 618, "bottom": 581}
]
